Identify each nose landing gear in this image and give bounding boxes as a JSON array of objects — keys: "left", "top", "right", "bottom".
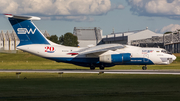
[
  {"left": 90, "top": 64, "right": 105, "bottom": 70},
  {"left": 142, "top": 65, "right": 147, "bottom": 70}
]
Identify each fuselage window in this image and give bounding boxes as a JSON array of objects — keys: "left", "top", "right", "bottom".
[{"left": 62, "top": 50, "right": 69, "bottom": 52}]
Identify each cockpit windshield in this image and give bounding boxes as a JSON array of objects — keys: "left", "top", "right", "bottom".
[
  {"left": 161, "top": 50, "right": 172, "bottom": 54},
  {"left": 161, "top": 50, "right": 167, "bottom": 53}
]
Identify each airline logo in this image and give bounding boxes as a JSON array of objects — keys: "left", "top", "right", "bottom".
[
  {"left": 45, "top": 46, "right": 55, "bottom": 53},
  {"left": 142, "top": 50, "right": 153, "bottom": 54},
  {"left": 17, "top": 28, "right": 36, "bottom": 34}
]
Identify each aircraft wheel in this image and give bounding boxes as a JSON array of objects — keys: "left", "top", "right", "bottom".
[
  {"left": 90, "top": 66, "right": 95, "bottom": 70},
  {"left": 99, "top": 66, "right": 105, "bottom": 70},
  {"left": 142, "top": 66, "right": 147, "bottom": 70},
  {"left": 145, "top": 66, "right": 147, "bottom": 70},
  {"left": 90, "top": 64, "right": 95, "bottom": 70}
]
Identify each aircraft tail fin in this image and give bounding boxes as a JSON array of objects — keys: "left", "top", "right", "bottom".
[{"left": 5, "top": 14, "right": 52, "bottom": 46}]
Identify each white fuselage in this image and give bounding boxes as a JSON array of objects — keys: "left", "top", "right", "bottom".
[{"left": 17, "top": 44, "right": 176, "bottom": 66}]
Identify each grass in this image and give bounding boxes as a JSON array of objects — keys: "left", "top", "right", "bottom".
[
  {"left": 0, "top": 73, "right": 180, "bottom": 101},
  {"left": 0, "top": 52, "right": 180, "bottom": 70}
]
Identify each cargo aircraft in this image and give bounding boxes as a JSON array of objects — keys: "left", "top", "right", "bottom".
[{"left": 5, "top": 14, "right": 176, "bottom": 70}]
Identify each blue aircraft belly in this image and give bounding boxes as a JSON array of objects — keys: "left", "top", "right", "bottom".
[
  {"left": 45, "top": 57, "right": 154, "bottom": 66},
  {"left": 46, "top": 57, "right": 99, "bottom": 63}
]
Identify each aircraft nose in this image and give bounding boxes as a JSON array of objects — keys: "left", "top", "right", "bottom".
[{"left": 172, "top": 54, "right": 176, "bottom": 61}]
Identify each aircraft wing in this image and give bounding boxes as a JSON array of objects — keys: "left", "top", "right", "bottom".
[{"left": 68, "top": 44, "right": 125, "bottom": 55}]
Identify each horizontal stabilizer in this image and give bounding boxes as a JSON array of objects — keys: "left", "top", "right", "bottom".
[{"left": 4, "top": 14, "right": 41, "bottom": 20}]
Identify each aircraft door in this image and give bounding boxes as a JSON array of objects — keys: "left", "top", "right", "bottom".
[{"left": 143, "top": 54, "right": 149, "bottom": 62}]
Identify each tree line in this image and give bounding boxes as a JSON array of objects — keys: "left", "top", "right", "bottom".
[{"left": 47, "top": 32, "right": 79, "bottom": 47}]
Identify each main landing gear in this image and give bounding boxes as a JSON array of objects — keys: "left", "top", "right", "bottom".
[
  {"left": 142, "top": 65, "right": 147, "bottom": 70},
  {"left": 90, "top": 64, "right": 95, "bottom": 70},
  {"left": 99, "top": 65, "right": 105, "bottom": 70},
  {"left": 90, "top": 64, "right": 105, "bottom": 70},
  {"left": 90, "top": 66, "right": 95, "bottom": 70}
]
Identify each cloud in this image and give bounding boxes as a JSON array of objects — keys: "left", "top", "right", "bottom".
[
  {"left": 156, "top": 24, "right": 180, "bottom": 33},
  {"left": 117, "top": 5, "right": 124, "bottom": 9},
  {"left": 0, "top": 0, "right": 124, "bottom": 21},
  {"left": 0, "top": 0, "right": 18, "bottom": 13},
  {"left": 51, "top": 16, "right": 95, "bottom": 22},
  {"left": 110, "top": 3, "right": 124, "bottom": 10},
  {"left": 126, "top": 0, "right": 180, "bottom": 19}
]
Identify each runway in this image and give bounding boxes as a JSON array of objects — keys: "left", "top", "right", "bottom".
[{"left": 0, "top": 69, "right": 180, "bottom": 74}]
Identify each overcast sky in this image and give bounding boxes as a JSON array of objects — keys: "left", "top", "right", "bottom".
[{"left": 1, "top": 0, "right": 180, "bottom": 36}]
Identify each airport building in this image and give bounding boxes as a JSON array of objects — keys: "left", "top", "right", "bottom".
[
  {"left": 0, "top": 31, "right": 19, "bottom": 51},
  {"left": 101, "top": 28, "right": 163, "bottom": 45},
  {"left": 132, "top": 30, "right": 180, "bottom": 53},
  {"left": 73, "top": 27, "right": 102, "bottom": 47},
  {"left": 74, "top": 27, "right": 164, "bottom": 48},
  {"left": 164, "top": 31, "right": 180, "bottom": 53},
  {"left": 131, "top": 36, "right": 164, "bottom": 48},
  {"left": 74, "top": 27, "right": 180, "bottom": 53},
  {"left": 0, "top": 30, "right": 50, "bottom": 51}
]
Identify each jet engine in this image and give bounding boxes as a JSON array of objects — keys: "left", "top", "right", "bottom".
[{"left": 99, "top": 53, "right": 131, "bottom": 63}]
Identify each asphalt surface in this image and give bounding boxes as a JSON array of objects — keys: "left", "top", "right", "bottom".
[{"left": 0, "top": 69, "right": 180, "bottom": 74}]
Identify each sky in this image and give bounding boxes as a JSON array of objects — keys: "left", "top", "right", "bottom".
[{"left": 1, "top": 0, "right": 180, "bottom": 37}]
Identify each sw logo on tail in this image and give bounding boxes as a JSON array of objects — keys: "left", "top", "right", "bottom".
[
  {"left": 5, "top": 14, "right": 176, "bottom": 70},
  {"left": 17, "top": 28, "right": 36, "bottom": 34}
]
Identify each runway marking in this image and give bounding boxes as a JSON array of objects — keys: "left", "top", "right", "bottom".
[{"left": 0, "top": 70, "right": 180, "bottom": 74}]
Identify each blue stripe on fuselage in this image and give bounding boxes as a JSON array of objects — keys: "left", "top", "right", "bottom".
[
  {"left": 124, "top": 58, "right": 154, "bottom": 65},
  {"left": 45, "top": 57, "right": 154, "bottom": 66}
]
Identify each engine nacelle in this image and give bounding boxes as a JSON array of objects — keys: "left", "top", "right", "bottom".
[{"left": 99, "top": 53, "right": 131, "bottom": 63}]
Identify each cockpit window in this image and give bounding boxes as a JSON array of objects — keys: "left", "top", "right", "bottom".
[{"left": 161, "top": 50, "right": 167, "bottom": 53}]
